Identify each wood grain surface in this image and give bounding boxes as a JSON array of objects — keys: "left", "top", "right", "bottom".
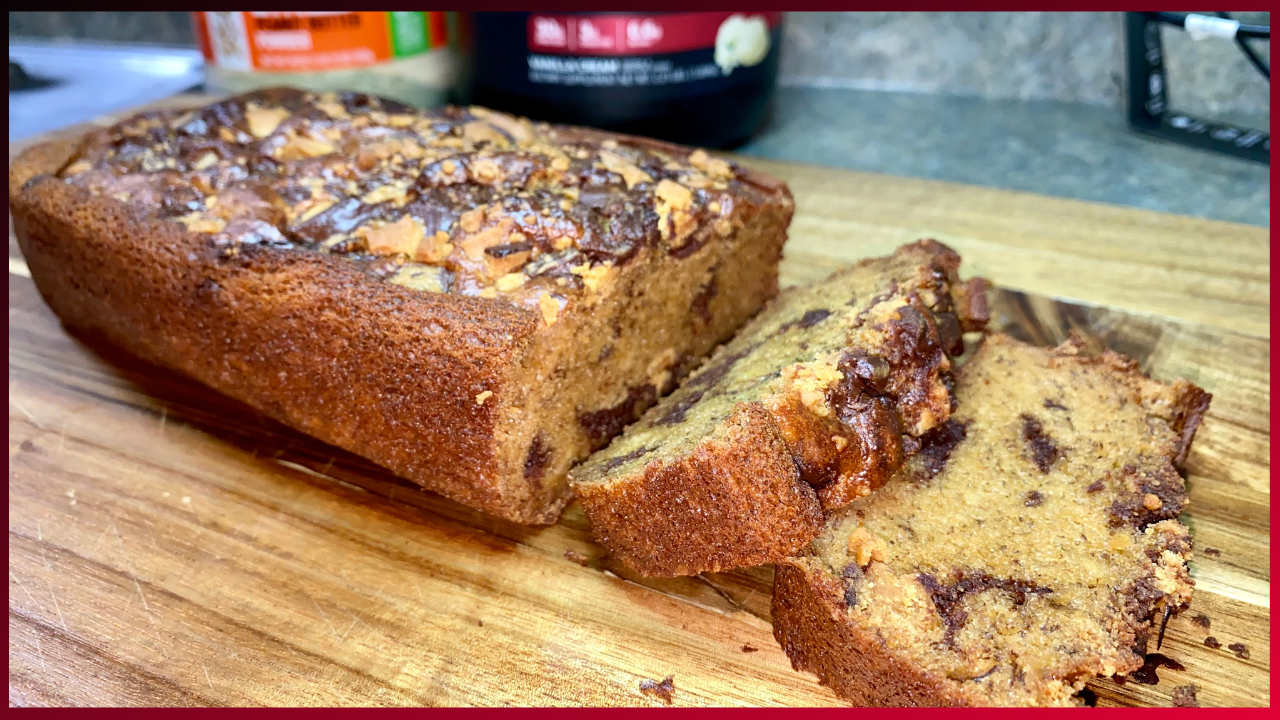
[{"left": 8, "top": 97, "right": 1270, "bottom": 708}]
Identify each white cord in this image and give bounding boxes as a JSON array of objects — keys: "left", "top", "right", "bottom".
[{"left": 1183, "top": 13, "right": 1240, "bottom": 41}]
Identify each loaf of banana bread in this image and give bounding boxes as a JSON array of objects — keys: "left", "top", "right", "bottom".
[
  {"left": 772, "top": 333, "right": 1209, "bottom": 706},
  {"left": 8, "top": 87, "right": 793, "bottom": 524},
  {"left": 571, "top": 241, "right": 988, "bottom": 576}
]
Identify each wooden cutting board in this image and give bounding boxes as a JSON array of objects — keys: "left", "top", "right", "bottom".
[{"left": 8, "top": 96, "right": 1270, "bottom": 708}]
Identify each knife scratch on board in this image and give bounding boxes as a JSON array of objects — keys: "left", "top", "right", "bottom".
[
  {"left": 49, "top": 590, "right": 69, "bottom": 632},
  {"left": 305, "top": 590, "right": 341, "bottom": 640},
  {"left": 10, "top": 570, "right": 46, "bottom": 613}
]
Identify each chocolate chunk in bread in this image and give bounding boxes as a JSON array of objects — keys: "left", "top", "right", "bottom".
[
  {"left": 9, "top": 87, "right": 794, "bottom": 524},
  {"left": 571, "top": 241, "right": 988, "bottom": 576},
  {"left": 772, "top": 333, "right": 1207, "bottom": 707}
]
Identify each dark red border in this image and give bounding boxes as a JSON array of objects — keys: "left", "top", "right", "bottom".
[
  {"left": 18, "top": 6, "right": 1275, "bottom": 713},
  {"left": 19, "top": 706, "right": 1280, "bottom": 713}
]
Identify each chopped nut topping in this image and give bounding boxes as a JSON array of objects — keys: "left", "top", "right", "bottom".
[
  {"left": 245, "top": 104, "right": 291, "bottom": 138},
  {"left": 389, "top": 264, "right": 449, "bottom": 292},
  {"left": 780, "top": 360, "right": 844, "bottom": 418},
  {"left": 365, "top": 215, "right": 425, "bottom": 257},
  {"left": 176, "top": 213, "right": 227, "bottom": 233},
  {"left": 356, "top": 142, "right": 397, "bottom": 171},
  {"left": 479, "top": 110, "right": 533, "bottom": 144},
  {"left": 459, "top": 206, "right": 485, "bottom": 233},
  {"left": 690, "top": 148, "right": 734, "bottom": 179},
  {"left": 64, "top": 89, "right": 769, "bottom": 315},
  {"left": 682, "top": 173, "right": 714, "bottom": 190},
  {"left": 64, "top": 160, "right": 93, "bottom": 177},
  {"left": 704, "top": 157, "right": 734, "bottom": 179},
  {"left": 538, "top": 292, "right": 563, "bottom": 326},
  {"left": 646, "top": 348, "right": 679, "bottom": 391},
  {"left": 168, "top": 110, "right": 196, "bottom": 130},
  {"left": 655, "top": 179, "right": 698, "bottom": 243},
  {"left": 572, "top": 263, "right": 616, "bottom": 293},
  {"left": 460, "top": 218, "right": 517, "bottom": 261},
  {"left": 655, "top": 178, "right": 693, "bottom": 212},
  {"left": 599, "top": 150, "right": 654, "bottom": 189},
  {"left": 463, "top": 121, "right": 509, "bottom": 148},
  {"left": 192, "top": 152, "right": 219, "bottom": 171},
  {"left": 360, "top": 184, "right": 408, "bottom": 205},
  {"left": 296, "top": 199, "right": 335, "bottom": 224},
  {"left": 1142, "top": 493, "right": 1163, "bottom": 511},
  {"left": 469, "top": 158, "right": 503, "bottom": 185},
  {"left": 415, "top": 230, "right": 455, "bottom": 264},
  {"left": 475, "top": 390, "right": 493, "bottom": 405},
  {"left": 315, "top": 100, "right": 350, "bottom": 120},
  {"left": 846, "top": 526, "right": 888, "bottom": 567},
  {"left": 278, "top": 134, "right": 336, "bottom": 160},
  {"left": 319, "top": 234, "right": 349, "bottom": 251},
  {"left": 494, "top": 272, "right": 527, "bottom": 292}
]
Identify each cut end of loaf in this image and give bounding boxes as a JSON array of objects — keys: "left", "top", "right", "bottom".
[
  {"left": 572, "top": 240, "right": 989, "bottom": 575},
  {"left": 772, "top": 333, "right": 1204, "bottom": 707}
]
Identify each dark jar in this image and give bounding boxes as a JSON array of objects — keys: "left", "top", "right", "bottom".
[{"left": 463, "top": 11, "right": 782, "bottom": 149}]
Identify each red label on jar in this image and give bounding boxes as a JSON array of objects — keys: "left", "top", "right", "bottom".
[{"left": 527, "top": 12, "right": 781, "bottom": 56}]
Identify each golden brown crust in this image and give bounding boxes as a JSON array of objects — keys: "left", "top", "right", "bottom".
[
  {"left": 574, "top": 403, "right": 823, "bottom": 577},
  {"left": 12, "top": 146, "right": 540, "bottom": 517},
  {"left": 773, "top": 558, "right": 970, "bottom": 707},
  {"left": 10, "top": 91, "right": 794, "bottom": 524}
]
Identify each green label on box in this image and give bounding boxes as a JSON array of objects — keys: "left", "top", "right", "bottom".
[{"left": 389, "top": 12, "right": 428, "bottom": 57}]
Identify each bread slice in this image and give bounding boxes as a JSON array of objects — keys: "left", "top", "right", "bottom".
[
  {"left": 772, "top": 333, "right": 1209, "bottom": 706},
  {"left": 8, "top": 87, "right": 793, "bottom": 524},
  {"left": 571, "top": 240, "right": 989, "bottom": 576}
]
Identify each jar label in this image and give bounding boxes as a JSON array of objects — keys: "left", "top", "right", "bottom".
[
  {"left": 511, "top": 12, "right": 781, "bottom": 90},
  {"left": 193, "top": 12, "right": 449, "bottom": 72}
]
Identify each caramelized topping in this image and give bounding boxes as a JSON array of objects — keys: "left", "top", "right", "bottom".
[{"left": 62, "top": 87, "right": 761, "bottom": 319}]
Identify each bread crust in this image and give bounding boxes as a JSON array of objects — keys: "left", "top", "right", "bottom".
[
  {"left": 12, "top": 141, "right": 545, "bottom": 518},
  {"left": 10, "top": 96, "right": 793, "bottom": 524},
  {"left": 773, "top": 558, "right": 970, "bottom": 707},
  {"left": 574, "top": 403, "right": 823, "bottom": 576}
]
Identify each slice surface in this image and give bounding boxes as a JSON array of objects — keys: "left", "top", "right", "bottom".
[
  {"left": 772, "top": 333, "right": 1209, "bottom": 707},
  {"left": 572, "top": 240, "right": 988, "bottom": 576}
]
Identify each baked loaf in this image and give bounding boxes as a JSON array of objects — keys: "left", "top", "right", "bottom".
[
  {"left": 8, "top": 87, "right": 793, "bottom": 524},
  {"left": 772, "top": 333, "right": 1210, "bottom": 706},
  {"left": 571, "top": 240, "right": 988, "bottom": 576}
]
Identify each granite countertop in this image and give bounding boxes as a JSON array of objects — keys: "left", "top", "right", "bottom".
[
  {"left": 8, "top": 42, "right": 1268, "bottom": 228},
  {"left": 739, "top": 86, "right": 1269, "bottom": 228}
]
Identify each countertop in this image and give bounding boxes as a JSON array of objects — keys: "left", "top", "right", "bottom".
[
  {"left": 741, "top": 86, "right": 1269, "bottom": 228},
  {"left": 7, "top": 42, "right": 1269, "bottom": 228}
]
